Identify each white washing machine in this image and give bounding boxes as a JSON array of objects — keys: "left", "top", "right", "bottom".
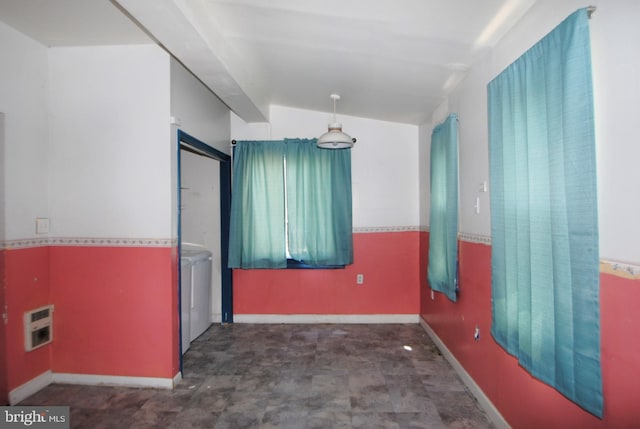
[{"left": 180, "top": 249, "right": 213, "bottom": 350}]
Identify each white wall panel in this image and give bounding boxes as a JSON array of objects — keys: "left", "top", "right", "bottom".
[
  {"left": 589, "top": 0, "right": 640, "bottom": 263},
  {"left": 446, "top": 0, "right": 639, "bottom": 263},
  {"left": 48, "top": 45, "right": 171, "bottom": 238},
  {"left": 170, "top": 59, "right": 231, "bottom": 156},
  {"left": 0, "top": 22, "right": 49, "bottom": 241},
  {"left": 448, "top": 60, "right": 492, "bottom": 237},
  {"left": 418, "top": 121, "right": 431, "bottom": 230},
  {"left": 170, "top": 58, "right": 231, "bottom": 239},
  {"left": 231, "top": 105, "right": 420, "bottom": 228}
]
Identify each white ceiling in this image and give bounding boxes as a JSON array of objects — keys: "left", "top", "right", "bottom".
[
  {"left": 0, "top": 0, "right": 152, "bottom": 46},
  {"left": 0, "top": 0, "right": 537, "bottom": 125}
]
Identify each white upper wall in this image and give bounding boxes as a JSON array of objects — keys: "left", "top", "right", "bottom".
[
  {"left": 448, "top": 58, "right": 492, "bottom": 237},
  {"left": 418, "top": 121, "right": 431, "bottom": 229},
  {"left": 170, "top": 57, "right": 231, "bottom": 239},
  {"left": 0, "top": 22, "right": 49, "bottom": 241},
  {"left": 170, "top": 59, "right": 231, "bottom": 156},
  {"left": 1, "top": 21, "right": 233, "bottom": 243},
  {"left": 48, "top": 45, "right": 172, "bottom": 239},
  {"left": 447, "top": 0, "right": 639, "bottom": 263},
  {"left": 231, "top": 105, "right": 420, "bottom": 229},
  {"left": 180, "top": 150, "right": 220, "bottom": 250},
  {"left": 590, "top": 0, "right": 640, "bottom": 263}
]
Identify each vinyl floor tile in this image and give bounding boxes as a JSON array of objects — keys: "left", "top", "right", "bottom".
[{"left": 19, "top": 323, "right": 494, "bottom": 428}]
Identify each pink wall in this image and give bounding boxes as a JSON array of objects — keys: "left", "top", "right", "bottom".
[
  {"left": 421, "top": 235, "right": 640, "bottom": 428},
  {"left": 4, "top": 247, "right": 51, "bottom": 392},
  {"left": 234, "top": 231, "right": 420, "bottom": 315},
  {"left": 49, "top": 246, "right": 178, "bottom": 378},
  {"left": 0, "top": 249, "right": 7, "bottom": 403},
  {"left": 2, "top": 245, "right": 179, "bottom": 397}
]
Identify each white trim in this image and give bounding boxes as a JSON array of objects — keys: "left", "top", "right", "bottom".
[
  {"left": 458, "top": 233, "right": 492, "bottom": 245},
  {"left": 0, "top": 226, "right": 431, "bottom": 249},
  {"left": 353, "top": 226, "right": 424, "bottom": 233},
  {"left": 173, "top": 371, "right": 182, "bottom": 387},
  {"left": 1, "top": 237, "right": 176, "bottom": 250},
  {"left": 233, "top": 314, "right": 419, "bottom": 324},
  {"left": 601, "top": 259, "right": 640, "bottom": 279},
  {"left": 0, "top": 226, "right": 428, "bottom": 249},
  {"left": 8, "top": 371, "right": 177, "bottom": 404},
  {"left": 52, "top": 373, "right": 174, "bottom": 389},
  {"left": 419, "top": 317, "right": 511, "bottom": 429},
  {"left": 8, "top": 370, "right": 53, "bottom": 405}
]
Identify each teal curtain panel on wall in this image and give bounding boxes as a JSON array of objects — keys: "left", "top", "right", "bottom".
[
  {"left": 428, "top": 113, "right": 459, "bottom": 302},
  {"left": 488, "top": 8, "right": 602, "bottom": 417}
]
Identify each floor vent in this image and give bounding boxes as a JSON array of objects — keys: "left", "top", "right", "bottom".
[{"left": 24, "top": 305, "right": 54, "bottom": 351}]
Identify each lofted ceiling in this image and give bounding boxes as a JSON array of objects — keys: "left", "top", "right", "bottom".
[{"left": 0, "top": 0, "right": 537, "bottom": 125}]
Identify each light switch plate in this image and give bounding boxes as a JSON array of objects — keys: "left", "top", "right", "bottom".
[{"left": 36, "top": 218, "right": 49, "bottom": 234}]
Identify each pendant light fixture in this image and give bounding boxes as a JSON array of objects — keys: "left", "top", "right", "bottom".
[{"left": 317, "top": 94, "right": 355, "bottom": 149}]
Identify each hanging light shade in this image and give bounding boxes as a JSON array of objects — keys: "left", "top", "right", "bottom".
[{"left": 317, "top": 94, "right": 355, "bottom": 149}]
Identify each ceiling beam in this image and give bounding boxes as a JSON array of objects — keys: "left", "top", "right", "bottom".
[{"left": 114, "top": 0, "right": 269, "bottom": 123}]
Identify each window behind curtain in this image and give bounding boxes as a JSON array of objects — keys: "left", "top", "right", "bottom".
[
  {"left": 488, "top": 8, "right": 602, "bottom": 417},
  {"left": 428, "top": 114, "right": 459, "bottom": 302},
  {"left": 228, "top": 139, "right": 352, "bottom": 269},
  {"left": 285, "top": 139, "right": 353, "bottom": 266},
  {"left": 228, "top": 141, "right": 286, "bottom": 268}
]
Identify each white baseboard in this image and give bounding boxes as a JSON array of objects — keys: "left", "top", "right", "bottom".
[
  {"left": 233, "top": 314, "right": 420, "bottom": 324},
  {"left": 419, "top": 317, "right": 510, "bottom": 429},
  {"left": 173, "top": 371, "right": 182, "bottom": 387},
  {"left": 52, "top": 373, "right": 174, "bottom": 389},
  {"left": 9, "top": 371, "right": 179, "bottom": 405},
  {"left": 9, "top": 371, "right": 53, "bottom": 405}
]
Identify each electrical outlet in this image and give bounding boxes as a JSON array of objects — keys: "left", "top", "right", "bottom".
[{"left": 356, "top": 274, "right": 364, "bottom": 284}]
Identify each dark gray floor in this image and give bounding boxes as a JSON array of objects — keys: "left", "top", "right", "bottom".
[{"left": 21, "top": 323, "right": 494, "bottom": 428}]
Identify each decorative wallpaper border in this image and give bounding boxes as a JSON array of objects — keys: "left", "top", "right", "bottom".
[
  {"left": 2, "top": 228, "right": 431, "bottom": 248},
  {"left": 600, "top": 260, "right": 640, "bottom": 280},
  {"left": 458, "top": 233, "right": 492, "bottom": 245},
  {"left": 0, "top": 228, "right": 480, "bottom": 248},
  {"left": 2, "top": 233, "right": 639, "bottom": 281},
  {"left": 1, "top": 237, "right": 177, "bottom": 250},
  {"left": 1, "top": 238, "right": 50, "bottom": 249},
  {"left": 354, "top": 226, "right": 427, "bottom": 233}
]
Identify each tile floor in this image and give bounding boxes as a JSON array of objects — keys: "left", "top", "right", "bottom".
[{"left": 21, "top": 323, "right": 494, "bottom": 428}]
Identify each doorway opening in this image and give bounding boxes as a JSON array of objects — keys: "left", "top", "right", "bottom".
[{"left": 177, "top": 130, "right": 232, "bottom": 369}]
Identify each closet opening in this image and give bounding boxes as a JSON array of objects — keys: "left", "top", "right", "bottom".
[{"left": 177, "top": 130, "right": 232, "bottom": 373}]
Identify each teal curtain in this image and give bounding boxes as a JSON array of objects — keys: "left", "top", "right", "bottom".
[
  {"left": 285, "top": 139, "right": 353, "bottom": 265},
  {"left": 228, "top": 141, "right": 286, "bottom": 268},
  {"left": 488, "top": 9, "right": 602, "bottom": 417},
  {"left": 428, "top": 114, "right": 459, "bottom": 302},
  {"left": 228, "top": 139, "right": 353, "bottom": 268}
]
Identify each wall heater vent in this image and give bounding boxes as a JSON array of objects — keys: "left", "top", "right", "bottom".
[{"left": 24, "top": 305, "right": 54, "bottom": 351}]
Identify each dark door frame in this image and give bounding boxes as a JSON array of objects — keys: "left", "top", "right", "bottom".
[{"left": 177, "top": 130, "right": 233, "bottom": 326}]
